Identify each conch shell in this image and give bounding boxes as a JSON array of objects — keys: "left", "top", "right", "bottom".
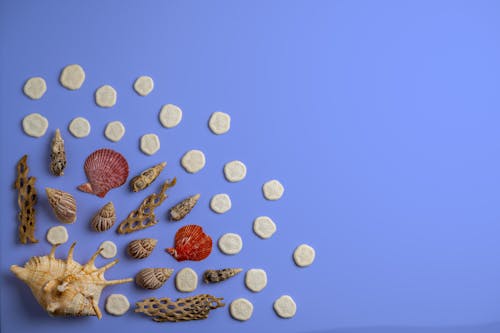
[
  {"left": 129, "top": 162, "right": 166, "bottom": 192},
  {"left": 14, "top": 155, "right": 38, "bottom": 244},
  {"left": 90, "top": 202, "right": 116, "bottom": 232},
  {"left": 127, "top": 238, "right": 157, "bottom": 259},
  {"left": 169, "top": 194, "right": 200, "bottom": 221},
  {"left": 135, "top": 268, "right": 174, "bottom": 290},
  {"left": 49, "top": 128, "right": 66, "bottom": 176},
  {"left": 46, "top": 188, "right": 77, "bottom": 224},
  {"left": 10, "top": 243, "right": 133, "bottom": 319},
  {"left": 203, "top": 268, "right": 242, "bottom": 283}
]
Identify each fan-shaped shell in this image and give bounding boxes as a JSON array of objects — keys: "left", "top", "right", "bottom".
[
  {"left": 78, "top": 148, "right": 129, "bottom": 198},
  {"left": 127, "top": 238, "right": 158, "bottom": 259},
  {"left": 166, "top": 225, "right": 212, "bottom": 262},
  {"left": 135, "top": 268, "right": 174, "bottom": 290},
  {"left": 46, "top": 188, "right": 77, "bottom": 224},
  {"left": 91, "top": 202, "right": 116, "bottom": 232}
]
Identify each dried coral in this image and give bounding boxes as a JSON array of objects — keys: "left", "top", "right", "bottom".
[
  {"left": 169, "top": 194, "right": 200, "bottom": 221},
  {"left": 129, "top": 162, "right": 166, "bottom": 192},
  {"left": 14, "top": 155, "right": 38, "bottom": 244},
  {"left": 91, "top": 202, "right": 116, "bottom": 232},
  {"left": 49, "top": 128, "right": 66, "bottom": 176},
  {"left": 127, "top": 238, "right": 157, "bottom": 259},
  {"left": 135, "top": 268, "right": 173, "bottom": 290},
  {"left": 203, "top": 268, "right": 242, "bottom": 284}
]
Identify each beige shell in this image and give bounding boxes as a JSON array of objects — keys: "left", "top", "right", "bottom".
[
  {"left": 10, "top": 243, "right": 133, "bottom": 319},
  {"left": 49, "top": 128, "right": 66, "bottom": 176},
  {"left": 91, "top": 202, "right": 116, "bottom": 232},
  {"left": 127, "top": 238, "right": 158, "bottom": 259},
  {"left": 129, "top": 162, "right": 166, "bottom": 192},
  {"left": 46, "top": 188, "right": 77, "bottom": 224},
  {"left": 135, "top": 268, "right": 174, "bottom": 290},
  {"left": 169, "top": 194, "right": 200, "bottom": 221},
  {"left": 203, "top": 268, "right": 242, "bottom": 283}
]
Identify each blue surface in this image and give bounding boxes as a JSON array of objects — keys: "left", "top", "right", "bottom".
[{"left": 2, "top": 1, "right": 500, "bottom": 333}]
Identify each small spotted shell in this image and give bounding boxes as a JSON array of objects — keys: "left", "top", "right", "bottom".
[
  {"left": 91, "top": 202, "right": 116, "bottom": 232},
  {"left": 45, "top": 188, "right": 77, "bottom": 224},
  {"left": 135, "top": 268, "right": 174, "bottom": 290},
  {"left": 203, "top": 268, "right": 242, "bottom": 283},
  {"left": 127, "top": 238, "right": 157, "bottom": 259}
]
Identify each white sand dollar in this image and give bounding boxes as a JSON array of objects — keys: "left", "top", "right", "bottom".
[
  {"left": 105, "top": 121, "right": 125, "bottom": 142},
  {"left": 224, "top": 160, "right": 247, "bottom": 182},
  {"left": 175, "top": 267, "right": 198, "bottom": 292},
  {"left": 208, "top": 111, "right": 231, "bottom": 134},
  {"left": 23, "top": 113, "right": 48, "bottom": 138},
  {"left": 274, "top": 295, "right": 297, "bottom": 318},
  {"left": 60, "top": 64, "right": 85, "bottom": 90},
  {"left": 140, "top": 133, "right": 160, "bottom": 155},
  {"left": 159, "top": 104, "right": 182, "bottom": 128},
  {"left": 293, "top": 244, "right": 316, "bottom": 267},
  {"left": 181, "top": 149, "right": 206, "bottom": 173},
  {"left": 134, "top": 76, "right": 154, "bottom": 96},
  {"left": 263, "top": 179, "right": 285, "bottom": 200},
  {"left": 218, "top": 233, "right": 242, "bottom": 255},
  {"left": 245, "top": 269, "right": 267, "bottom": 292},
  {"left": 230, "top": 298, "right": 253, "bottom": 321},
  {"left": 46, "top": 226, "right": 68, "bottom": 245},
  {"left": 68, "top": 117, "right": 91, "bottom": 138},
  {"left": 99, "top": 241, "right": 117, "bottom": 259},
  {"left": 23, "top": 77, "right": 47, "bottom": 100},
  {"left": 210, "top": 193, "right": 231, "bottom": 214},
  {"left": 105, "top": 294, "right": 130, "bottom": 316},
  {"left": 253, "top": 216, "right": 277, "bottom": 239},
  {"left": 95, "top": 85, "right": 117, "bottom": 107}
]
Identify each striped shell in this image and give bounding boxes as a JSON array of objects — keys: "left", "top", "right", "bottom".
[
  {"left": 135, "top": 268, "right": 174, "bottom": 290},
  {"left": 91, "top": 202, "right": 116, "bottom": 232},
  {"left": 203, "top": 268, "right": 242, "bottom": 283},
  {"left": 166, "top": 225, "right": 212, "bottom": 262},
  {"left": 127, "top": 238, "right": 157, "bottom": 259},
  {"left": 46, "top": 188, "right": 77, "bottom": 224}
]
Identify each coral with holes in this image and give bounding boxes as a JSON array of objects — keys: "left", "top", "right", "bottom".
[{"left": 14, "top": 155, "right": 38, "bottom": 244}]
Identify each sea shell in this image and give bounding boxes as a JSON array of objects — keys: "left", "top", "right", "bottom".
[
  {"left": 14, "top": 155, "right": 38, "bottom": 244},
  {"left": 169, "top": 194, "right": 200, "bottom": 221},
  {"left": 78, "top": 148, "right": 129, "bottom": 198},
  {"left": 46, "top": 188, "right": 77, "bottom": 224},
  {"left": 166, "top": 225, "right": 212, "bottom": 262},
  {"left": 129, "top": 162, "right": 166, "bottom": 192},
  {"left": 203, "top": 268, "right": 243, "bottom": 284},
  {"left": 127, "top": 238, "right": 158, "bottom": 259},
  {"left": 135, "top": 268, "right": 174, "bottom": 290},
  {"left": 10, "top": 243, "right": 133, "bottom": 319},
  {"left": 49, "top": 128, "right": 66, "bottom": 176},
  {"left": 91, "top": 202, "right": 116, "bottom": 232},
  {"left": 135, "top": 294, "right": 225, "bottom": 322}
]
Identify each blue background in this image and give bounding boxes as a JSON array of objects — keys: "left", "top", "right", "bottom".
[{"left": 2, "top": 1, "right": 500, "bottom": 333}]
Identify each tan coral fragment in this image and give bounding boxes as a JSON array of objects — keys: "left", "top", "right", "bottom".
[{"left": 14, "top": 155, "right": 38, "bottom": 244}]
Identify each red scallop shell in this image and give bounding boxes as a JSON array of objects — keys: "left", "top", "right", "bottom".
[
  {"left": 77, "top": 148, "right": 129, "bottom": 198},
  {"left": 166, "top": 225, "right": 212, "bottom": 262}
]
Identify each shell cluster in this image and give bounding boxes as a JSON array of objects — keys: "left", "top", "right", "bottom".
[
  {"left": 135, "top": 268, "right": 173, "bottom": 290},
  {"left": 46, "top": 188, "right": 77, "bottom": 224},
  {"left": 91, "top": 202, "right": 116, "bottom": 232},
  {"left": 127, "top": 238, "right": 158, "bottom": 259}
]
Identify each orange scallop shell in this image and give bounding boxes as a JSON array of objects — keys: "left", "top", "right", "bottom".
[{"left": 166, "top": 225, "right": 212, "bottom": 262}]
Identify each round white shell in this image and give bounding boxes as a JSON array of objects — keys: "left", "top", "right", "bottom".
[
  {"left": 218, "top": 233, "right": 242, "bottom": 255},
  {"left": 95, "top": 85, "right": 117, "bottom": 107},
  {"left": 181, "top": 149, "right": 206, "bottom": 173},
  {"left": 208, "top": 111, "right": 230, "bottom": 134},
  {"left": 134, "top": 76, "right": 154, "bottom": 96},
  {"left": 105, "top": 121, "right": 125, "bottom": 142},
  {"left": 60, "top": 64, "right": 85, "bottom": 90},
  {"left": 210, "top": 193, "right": 231, "bottom": 214},
  {"left": 230, "top": 298, "right": 253, "bottom": 321},
  {"left": 68, "top": 117, "right": 91, "bottom": 138},
  {"left": 99, "top": 241, "right": 117, "bottom": 259},
  {"left": 293, "top": 244, "right": 316, "bottom": 267},
  {"left": 224, "top": 160, "right": 247, "bottom": 182},
  {"left": 159, "top": 104, "right": 182, "bottom": 128},
  {"left": 23, "top": 113, "right": 48, "bottom": 138},
  {"left": 273, "top": 295, "right": 297, "bottom": 318},
  {"left": 245, "top": 269, "right": 267, "bottom": 292},
  {"left": 105, "top": 294, "right": 130, "bottom": 316},
  {"left": 175, "top": 267, "right": 198, "bottom": 292},
  {"left": 140, "top": 133, "right": 160, "bottom": 155},
  {"left": 253, "top": 216, "right": 277, "bottom": 239},
  {"left": 46, "top": 226, "right": 68, "bottom": 245},
  {"left": 23, "top": 77, "right": 47, "bottom": 99},
  {"left": 262, "top": 179, "right": 285, "bottom": 200}
]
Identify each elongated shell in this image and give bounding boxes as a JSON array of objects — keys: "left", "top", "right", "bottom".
[
  {"left": 91, "top": 202, "right": 116, "bottom": 232},
  {"left": 166, "top": 225, "right": 212, "bottom": 262},
  {"left": 50, "top": 128, "right": 66, "bottom": 176},
  {"left": 130, "top": 162, "right": 166, "bottom": 192},
  {"left": 169, "top": 194, "right": 200, "bottom": 221},
  {"left": 203, "top": 268, "right": 242, "bottom": 283},
  {"left": 14, "top": 155, "right": 38, "bottom": 244},
  {"left": 127, "top": 238, "right": 157, "bottom": 259},
  {"left": 135, "top": 268, "right": 174, "bottom": 290},
  {"left": 10, "top": 243, "right": 133, "bottom": 319},
  {"left": 46, "top": 188, "right": 77, "bottom": 224}
]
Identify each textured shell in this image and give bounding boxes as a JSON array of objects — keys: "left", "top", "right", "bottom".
[
  {"left": 91, "top": 202, "right": 116, "bottom": 232},
  {"left": 46, "top": 188, "right": 77, "bottom": 224},
  {"left": 129, "top": 162, "right": 166, "bottom": 192},
  {"left": 49, "top": 128, "right": 66, "bottom": 176},
  {"left": 127, "top": 238, "right": 158, "bottom": 259},
  {"left": 135, "top": 268, "right": 174, "bottom": 290},
  {"left": 166, "top": 225, "right": 212, "bottom": 262},
  {"left": 203, "top": 268, "right": 242, "bottom": 283},
  {"left": 10, "top": 243, "right": 132, "bottom": 319},
  {"left": 14, "top": 155, "right": 38, "bottom": 244},
  {"left": 169, "top": 194, "right": 200, "bottom": 221},
  {"left": 78, "top": 148, "right": 129, "bottom": 198}
]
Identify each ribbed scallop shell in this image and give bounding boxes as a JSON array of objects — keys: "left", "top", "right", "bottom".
[
  {"left": 91, "top": 202, "right": 116, "bottom": 232},
  {"left": 203, "top": 268, "right": 242, "bottom": 283},
  {"left": 135, "top": 268, "right": 174, "bottom": 290},
  {"left": 166, "top": 225, "right": 212, "bottom": 262},
  {"left": 46, "top": 188, "right": 77, "bottom": 224},
  {"left": 78, "top": 148, "right": 129, "bottom": 198},
  {"left": 127, "top": 238, "right": 157, "bottom": 259}
]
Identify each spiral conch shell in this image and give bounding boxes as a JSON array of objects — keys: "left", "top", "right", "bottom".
[
  {"left": 46, "top": 188, "right": 77, "bottom": 224},
  {"left": 127, "top": 238, "right": 158, "bottom": 259},
  {"left": 91, "top": 202, "right": 116, "bottom": 232},
  {"left": 10, "top": 243, "right": 133, "bottom": 319},
  {"left": 135, "top": 268, "right": 174, "bottom": 290}
]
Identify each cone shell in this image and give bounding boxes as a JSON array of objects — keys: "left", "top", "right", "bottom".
[
  {"left": 91, "top": 202, "right": 116, "bottom": 232},
  {"left": 129, "top": 162, "right": 166, "bottom": 192},
  {"left": 78, "top": 148, "right": 129, "bottom": 198},
  {"left": 169, "top": 194, "right": 200, "bottom": 221},
  {"left": 49, "top": 129, "right": 66, "bottom": 176},
  {"left": 166, "top": 225, "right": 212, "bottom": 262},
  {"left": 135, "top": 268, "right": 174, "bottom": 290},
  {"left": 46, "top": 188, "right": 77, "bottom": 224},
  {"left": 203, "top": 268, "right": 243, "bottom": 283},
  {"left": 127, "top": 238, "right": 158, "bottom": 259}
]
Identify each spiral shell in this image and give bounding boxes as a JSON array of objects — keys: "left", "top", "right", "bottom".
[
  {"left": 129, "top": 162, "right": 166, "bottom": 192},
  {"left": 127, "top": 238, "right": 157, "bottom": 259},
  {"left": 49, "top": 128, "right": 66, "bottom": 176},
  {"left": 91, "top": 202, "right": 116, "bottom": 232},
  {"left": 203, "top": 268, "right": 242, "bottom": 283},
  {"left": 135, "top": 268, "right": 174, "bottom": 290},
  {"left": 46, "top": 188, "right": 77, "bottom": 224},
  {"left": 169, "top": 194, "right": 200, "bottom": 221}
]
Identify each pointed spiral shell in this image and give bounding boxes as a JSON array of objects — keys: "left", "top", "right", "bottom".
[
  {"left": 127, "top": 238, "right": 157, "bottom": 259},
  {"left": 135, "top": 268, "right": 174, "bottom": 290},
  {"left": 46, "top": 188, "right": 77, "bottom": 224},
  {"left": 91, "top": 202, "right": 116, "bottom": 232},
  {"left": 203, "top": 268, "right": 242, "bottom": 283}
]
